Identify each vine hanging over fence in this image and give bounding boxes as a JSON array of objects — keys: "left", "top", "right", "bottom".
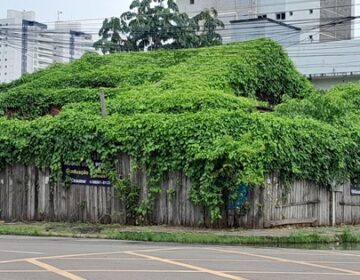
[{"left": 1, "top": 39, "right": 358, "bottom": 222}]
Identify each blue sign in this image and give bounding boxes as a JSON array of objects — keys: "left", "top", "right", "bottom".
[
  {"left": 63, "top": 160, "right": 112, "bottom": 187},
  {"left": 228, "top": 184, "right": 249, "bottom": 210}
]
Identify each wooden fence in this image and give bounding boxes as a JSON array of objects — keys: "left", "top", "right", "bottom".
[{"left": 1, "top": 155, "right": 360, "bottom": 228}]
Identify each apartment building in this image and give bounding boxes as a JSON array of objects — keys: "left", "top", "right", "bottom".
[
  {"left": 53, "top": 21, "right": 93, "bottom": 64},
  {"left": 0, "top": 10, "right": 93, "bottom": 83},
  {"left": 177, "top": 0, "right": 360, "bottom": 89},
  {"left": 177, "top": 0, "right": 354, "bottom": 43}
]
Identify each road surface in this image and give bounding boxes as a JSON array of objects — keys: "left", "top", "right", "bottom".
[{"left": 0, "top": 235, "right": 359, "bottom": 280}]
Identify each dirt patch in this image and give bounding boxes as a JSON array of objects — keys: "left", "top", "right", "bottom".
[{"left": 71, "top": 225, "right": 102, "bottom": 234}]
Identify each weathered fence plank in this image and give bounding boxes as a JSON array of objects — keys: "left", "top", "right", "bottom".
[{"left": 1, "top": 163, "right": 360, "bottom": 228}]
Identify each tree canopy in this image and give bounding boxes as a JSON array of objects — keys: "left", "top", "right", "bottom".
[{"left": 93, "top": 0, "right": 225, "bottom": 53}]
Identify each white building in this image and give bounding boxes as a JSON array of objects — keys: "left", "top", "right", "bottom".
[
  {"left": 177, "top": 0, "right": 360, "bottom": 89},
  {"left": 0, "top": 10, "right": 47, "bottom": 83},
  {"left": 231, "top": 17, "right": 301, "bottom": 47},
  {"left": 177, "top": 0, "right": 353, "bottom": 43},
  {"left": 288, "top": 39, "right": 360, "bottom": 89},
  {"left": 0, "top": 10, "right": 93, "bottom": 84},
  {"left": 53, "top": 21, "right": 93, "bottom": 64}
]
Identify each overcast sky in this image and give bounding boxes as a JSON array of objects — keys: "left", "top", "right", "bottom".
[{"left": 0, "top": 0, "right": 133, "bottom": 27}]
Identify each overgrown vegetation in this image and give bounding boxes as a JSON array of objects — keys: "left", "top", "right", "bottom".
[{"left": 0, "top": 38, "right": 358, "bottom": 223}]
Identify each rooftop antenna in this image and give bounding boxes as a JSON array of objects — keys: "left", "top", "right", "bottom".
[{"left": 57, "top": 10, "right": 63, "bottom": 21}]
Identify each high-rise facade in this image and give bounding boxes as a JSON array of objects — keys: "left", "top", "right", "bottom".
[
  {"left": 0, "top": 10, "right": 93, "bottom": 83},
  {"left": 177, "top": 1, "right": 360, "bottom": 89},
  {"left": 176, "top": 0, "right": 354, "bottom": 43},
  {"left": 53, "top": 21, "right": 93, "bottom": 64}
]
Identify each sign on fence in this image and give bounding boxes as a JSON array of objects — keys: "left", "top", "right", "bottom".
[
  {"left": 350, "top": 178, "right": 360, "bottom": 195},
  {"left": 227, "top": 184, "right": 249, "bottom": 210},
  {"left": 63, "top": 160, "right": 112, "bottom": 187}
]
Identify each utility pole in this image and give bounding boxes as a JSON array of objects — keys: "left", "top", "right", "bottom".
[{"left": 99, "top": 90, "right": 108, "bottom": 117}]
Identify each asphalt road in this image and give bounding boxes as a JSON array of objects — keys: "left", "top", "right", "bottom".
[{"left": 0, "top": 236, "right": 359, "bottom": 280}]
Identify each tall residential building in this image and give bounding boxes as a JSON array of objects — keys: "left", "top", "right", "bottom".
[
  {"left": 53, "top": 21, "right": 93, "bottom": 64},
  {"left": 0, "top": 10, "right": 93, "bottom": 84},
  {"left": 177, "top": 1, "right": 360, "bottom": 89},
  {"left": 176, "top": 0, "right": 354, "bottom": 43},
  {"left": 0, "top": 10, "right": 47, "bottom": 83}
]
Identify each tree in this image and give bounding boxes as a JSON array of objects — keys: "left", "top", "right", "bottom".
[
  {"left": 93, "top": 18, "right": 123, "bottom": 53},
  {"left": 193, "top": 8, "right": 225, "bottom": 47},
  {"left": 94, "top": 0, "right": 224, "bottom": 53}
]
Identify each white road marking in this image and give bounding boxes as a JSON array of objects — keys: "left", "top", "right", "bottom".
[
  {"left": 27, "top": 258, "right": 86, "bottom": 280},
  {"left": 126, "top": 250, "right": 249, "bottom": 280},
  {"left": 209, "top": 248, "right": 360, "bottom": 276},
  {"left": 0, "top": 250, "right": 44, "bottom": 255}
]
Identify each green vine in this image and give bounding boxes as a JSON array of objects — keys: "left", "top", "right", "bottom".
[{"left": 0, "top": 39, "right": 356, "bottom": 223}]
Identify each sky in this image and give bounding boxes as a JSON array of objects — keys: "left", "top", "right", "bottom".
[{"left": 0, "top": 0, "right": 133, "bottom": 30}]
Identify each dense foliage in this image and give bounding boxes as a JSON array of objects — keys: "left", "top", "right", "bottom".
[
  {"left": 1, "top": 38, "right": 353, "bottom": 223},
  {"left": 0, "top": 39, "right": 312, "bottom": 118},
  {"left": 94, "top": 0, "right": 225, "bottom": 53}
]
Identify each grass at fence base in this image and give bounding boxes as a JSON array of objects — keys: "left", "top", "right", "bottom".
[
  {"left": 0, "top": 222, "right": 360, "bottom": 246},
  {"left": 106, "top": 231, "right": 332, "bottom": 244}
]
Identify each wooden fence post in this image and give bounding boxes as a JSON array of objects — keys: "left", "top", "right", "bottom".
[{"left": 99, "top": 90, "right": 108, "bottom": 117}]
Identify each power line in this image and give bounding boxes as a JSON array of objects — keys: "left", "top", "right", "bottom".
[
  {"left": 0, "top": 0, "right": 356, "bottom": 25},
  {"left": 2, "top": 14, "right": 354, "bottom": 43},
  {"left": 1, "top": 15, "right": 356, "bottom": 53},
  {"left": 0, "top": 0, "right": 358, "bottom": 29},
  {"left": 5, "top": 26, "right": 360, "bottom": 59},
  {"left": 1, "top": 4, "right": 360, "bottom": 75},
  {"left": 5, "top": 34, "right": 360, "bottom": 75}
]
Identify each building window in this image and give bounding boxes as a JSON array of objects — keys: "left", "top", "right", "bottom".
[
  {"left": 290, "top": 11, "right": 293, "bottom": 16},
  {"left": 258, "top": 14, "right": 267, "bottom": 19},
  {"left": 276, "top": 12, "right": 286, "bottom": 20},
  {"left": 309, "top": 35, "right": 313, "bottom": 41},
  {"left": 190, "top": 0, "right": 194, "bottom": 4},
  {"left": 310, "top": 9, "right": 313, "bottom": 14}
]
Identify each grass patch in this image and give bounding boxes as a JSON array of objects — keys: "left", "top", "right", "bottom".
[
  {"left": 340, "top": 229, "right": 360, "bottom": 243},
  {"left": 0, "top": 223, "right": 359, "bottom": 246},
  {"left": 0, "top": 225, "right": 40, "bottom": 237},
  {"left": 105, "top": 231, "right": 333, "bottom": 245}
]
